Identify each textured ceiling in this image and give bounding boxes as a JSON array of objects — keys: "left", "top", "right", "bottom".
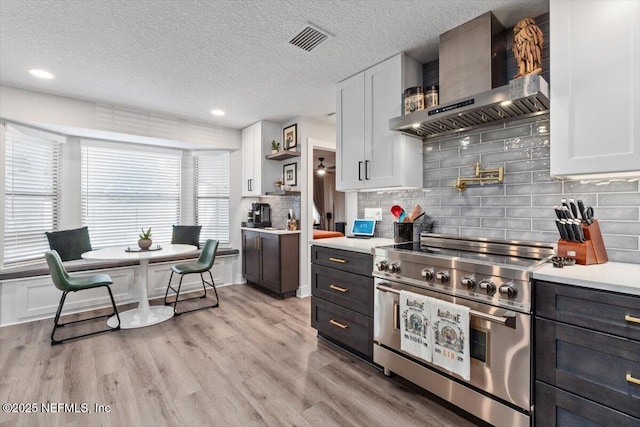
[{"left": 0, "top": 0, "right": 548, "bottom": 130}]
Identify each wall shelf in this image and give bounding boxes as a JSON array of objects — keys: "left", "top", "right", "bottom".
[
  {"left": 266, "top": 150, "right": 301, "bottom": 161},
  {"left": 264, "top": 190, "right": 301, "bottom": 196}
]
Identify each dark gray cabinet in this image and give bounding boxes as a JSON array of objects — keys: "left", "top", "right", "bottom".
[
  {"left": 242, "top": 230, "right": 299, "bottom": 298},
  {"left": 534, "top": 280, "right": 640, "bottom": 426},
  {"left": 310, "top": 245, "right": 374, "bottom": 360}
]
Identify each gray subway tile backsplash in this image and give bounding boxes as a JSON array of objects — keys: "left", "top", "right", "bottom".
[{"left": 358, "top": 115, "right": 640, "bottom": 263}]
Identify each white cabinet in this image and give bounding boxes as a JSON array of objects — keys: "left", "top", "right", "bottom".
[
  {"left": 336, "top": 53, "right": 424, "bottom": 191},
  {"left": 241, "top": 121, "right": 282, "bottom": 197},
  {"left": 550, "top": 0, "right": 640, "bottom": 179}
]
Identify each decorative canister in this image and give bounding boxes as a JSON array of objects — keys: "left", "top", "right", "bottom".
[
  {"left": 403, "top": 86, "right": 424, "bottom": 115},
  {"left": 424, "top": 85, "right": 439, "bottom": 108}
]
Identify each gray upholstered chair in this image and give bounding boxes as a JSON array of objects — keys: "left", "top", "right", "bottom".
[
  {"left": 45, "top": 226, "right": 92, "bottom": 261},
  {"left": 45, "top": 250, "right": 120, "bottom": 344},
  {"left": 171, "top": 225, "right": 202, "bottom": 248},
  {"left": 163, "top": 239, "right": 219, "bottom": 315}
]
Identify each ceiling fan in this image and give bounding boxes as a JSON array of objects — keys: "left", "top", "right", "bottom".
[{"left": 315, "top": 157, "right": 335, "bottom": 175}]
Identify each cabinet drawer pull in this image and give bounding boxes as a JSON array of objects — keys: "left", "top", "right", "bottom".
[
  {"left": 626, "top": 373, "right": 640, "bottom": 386},
  {"left": 329, "top": 284, "right": 349, "bottom": 293},
  {"left": 328, "top": 257, "right": 348, "bottom": 264},
  {"left": 329, "top": 319, "right": 348, "bottom": 329},
  {"left": 625, "top": 314, "right": 640, "bottom": 324}
]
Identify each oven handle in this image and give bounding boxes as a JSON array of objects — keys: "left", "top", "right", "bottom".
[{"left": 376, "top": 284, "right": 517, "bottom": 328}]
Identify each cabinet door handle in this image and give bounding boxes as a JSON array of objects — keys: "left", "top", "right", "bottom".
[
  {"left": 625, "top": 314, "right": 640, "bottom": 324},
  {"left": 329, "top": 284, "right": 349, "bottom": 293},
  {"left": 328, "top": 257, "right": 348, "bottom": 264},
  {"left": 626, "top": 374, "right": 640, "bottom": 386},
  {"left": 329, "top": 319, "right": 349, "bottom": 329},
  {"left": 365, "top": 160, "right": 370, "bottom": 180},
  {"left": 358, "top": 161, "right": 363, "bottom": 181}
]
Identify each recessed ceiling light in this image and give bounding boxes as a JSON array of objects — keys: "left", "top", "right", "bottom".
[
  {"left": 29, "top": 69, "right": 54, "bottom": 79},
  {"left": 211, "top": 109, "right": 225, "bottom": 116}
]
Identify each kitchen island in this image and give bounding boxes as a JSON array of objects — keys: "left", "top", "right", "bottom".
[
  {"left": 310, "top": 236, "right": 393, "bottom": 361},
  {"left": 310, "top": 236, "right": 394, "bottom": 254}
]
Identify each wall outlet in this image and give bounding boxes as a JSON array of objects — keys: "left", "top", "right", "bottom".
[{"left": 364, "top": 208, "right": 382, "bottom": 221}]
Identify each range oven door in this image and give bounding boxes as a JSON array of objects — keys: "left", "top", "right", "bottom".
[{"left": 373, "top": 278, "right": 531, "bottom": 411}]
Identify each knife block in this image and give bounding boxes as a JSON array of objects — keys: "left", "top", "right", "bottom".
[{"left": 557, "top": 220, "right": 608, "bottom": 265}]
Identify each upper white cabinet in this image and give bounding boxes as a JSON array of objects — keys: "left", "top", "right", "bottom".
[
  {"left": 336, "top": 53, "right": 424, "bottom": 191},
  {"left": 550, "top": 0, "right": 640, "bottom": 179},
  {"left": 241, "top": 121, "right": 281, "bottom": 197}
]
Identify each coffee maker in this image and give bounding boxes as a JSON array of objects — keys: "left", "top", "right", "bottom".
[{"left": 243, "top": 202, "right": 271, "bottom": 228}]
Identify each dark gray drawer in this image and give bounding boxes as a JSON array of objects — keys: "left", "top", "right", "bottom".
[
  {"left": 535, "top": 280, "right": 640, "bottom": 342},
  {"left": 311, "top": 245, "right": 373, "bottom": 276},
  {"left": 311, "top": 297, "right": 373, "bottom": 358},
  {"left": 535, "top": 381, "right": 640, "bottom": 427},
  {"left": 536, "top": 318, "right": 640, "bottom": 418},
  {"left": 311, "top": 264, "right": 373, "bottom": 316}
]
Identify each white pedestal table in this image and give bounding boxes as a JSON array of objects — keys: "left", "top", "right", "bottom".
[{"left": 82, "top": 244, "right": 197, "bottom": 329}]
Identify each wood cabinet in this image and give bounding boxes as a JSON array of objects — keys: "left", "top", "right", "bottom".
[
  {"left": 336, "top": 53, "right": 424, "bottom": 191},
  {"left": 242, "top": 230, "right": 299, "bottom": 298},
  {"left": 310, "top": 245, "right": 374, "bottom": 360},
  {"left": 550, "top": 0, "right": 640, "bottom": 179},
  {"left": 241, "top": 121, "right": 282, "bottom": 197},
  {"left": 534, "top": 280, "right": 640, "bottom": 426}
]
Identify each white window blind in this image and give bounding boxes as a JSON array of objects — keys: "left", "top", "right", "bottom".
[
  {"left": 81, "top": 143, "right": 181, "bottom": 248},
  {"left": 195, "top": 152, "right": 230, "bottom": 245},
  {"left": 3, "top": 125, "right": 61, "bottom": 266}
]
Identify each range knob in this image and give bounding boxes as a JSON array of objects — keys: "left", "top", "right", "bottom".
[
  {"left": 499, "top": 283, "right": 518, "bottom": 299},
  {"left": 478, "top": 280, "right": 497, "bottom": 296},
  {"left": 421, "top": 268, "right": 435, "bottom": 280},
  {"left": 376, "top": 260, "right": 389, "bottom": 272},
  {"left": 388, "top": 262, "right": 401, "bottom": 274},
  {"left": 461, "top": 276, "right": 476, "bottom": 290},
  {"left": 436, "top": 271, "right": 450, "bottom": 285}
]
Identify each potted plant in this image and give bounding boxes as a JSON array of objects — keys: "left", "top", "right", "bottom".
[
  {"left": 271, "top": 140, "right": 280, "bottom": 154},
  {"left": 138, "top": 227, "right": 152, "bottom": 250}
]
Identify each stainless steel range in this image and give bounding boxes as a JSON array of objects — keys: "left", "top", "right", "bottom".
[{"left": 373, "top": 234, "right": 554, "bottom": 427}]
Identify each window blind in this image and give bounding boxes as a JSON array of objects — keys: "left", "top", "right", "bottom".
[
  {"left": 81, "top": 143, "right": 181, "bottom": 248},
  {"left": 3, "top": 125, "right": 61, "bottom": 266},
  {"left": 194, "top": 152, "right": 230, "bottom": 245}
]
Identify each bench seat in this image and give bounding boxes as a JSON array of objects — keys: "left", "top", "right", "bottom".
[{"left": 0, "top": 248, "right": 239, "bottom": 281}]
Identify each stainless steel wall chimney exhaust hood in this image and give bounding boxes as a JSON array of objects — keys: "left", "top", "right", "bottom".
[
  {"left": 390, "top": 12, "right": 549, "bottom": 139},
  {"left": 390, "top": 74, "right": 549, "bottom": 139}
]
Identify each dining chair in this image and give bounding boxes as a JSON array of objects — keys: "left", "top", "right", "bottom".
[
  {"left": 171, "top": 225, "right": 202, "bottom": 248},
  {"left": 163, "top": 239, "right": 219, "bottom": 315},
  {"left": 45, "top": 226, "right": 93, "bottom": 261},
  {"left": 45, "top": 250, "right": 121, "bottom": 344}
]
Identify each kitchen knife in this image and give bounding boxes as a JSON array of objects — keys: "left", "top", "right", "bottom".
[
  {"left": 570, "top": 219, "right": 584, "bottom": 242},
  {"left": 561, "top": 206, "right": 573, "bottom": 219},
  {"left": 569, "top": 199, "right": 579, "bottom": 219},
  {"left": 553, "top": 206, "right": 564, "bottom": 220},
  {"left": 561, "top": 219, "right": 575, "bottom": 241},
  {"left": 555, "top": 219, "right": 568, "bottom": 240},
  {"left": 577, "top": 200, "right": 587, "bottom": 222}
]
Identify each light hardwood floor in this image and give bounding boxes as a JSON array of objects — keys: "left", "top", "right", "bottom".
[{"left": 0, "top": 284, "right": 480, "bottom": 427}]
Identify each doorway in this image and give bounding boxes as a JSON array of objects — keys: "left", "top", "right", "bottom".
[{"left": 312, "top": 148, "right": 344, "bottom": 232}]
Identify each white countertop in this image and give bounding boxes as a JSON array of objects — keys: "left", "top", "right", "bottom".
[
  {"left": 310, "top": 236, "right": 395, "bottom": 254},
  {"left": 533, "top": 261, "right": 640, "bottom": 296},
  {"left": 241, "top": 227, "right": 301, "bottom": 235}
]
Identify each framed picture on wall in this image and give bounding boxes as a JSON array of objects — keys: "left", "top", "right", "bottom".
[
  {"left": 283, "top": 162, "right": 297, "bottom": 186},
  {"left": 283, "top": 124, "right": 297, "bottom": 150}
]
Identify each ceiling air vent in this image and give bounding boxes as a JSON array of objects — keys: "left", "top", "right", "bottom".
[{"left": 288, "top": 24, "right": 330, "bottom": 52}]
